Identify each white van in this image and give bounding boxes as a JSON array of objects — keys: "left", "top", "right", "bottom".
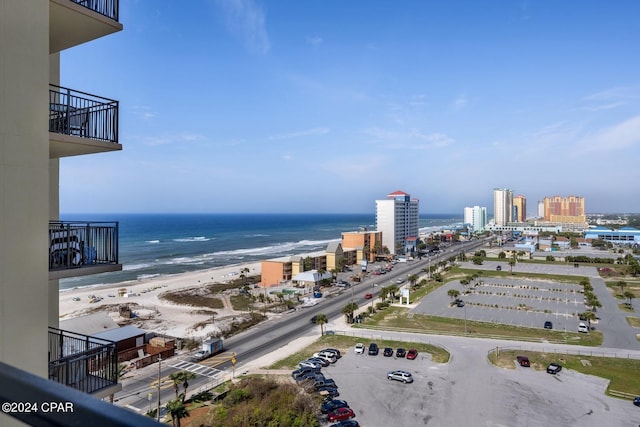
[{"left": 578, "top": 322, "right": 589, "bottom": 333}]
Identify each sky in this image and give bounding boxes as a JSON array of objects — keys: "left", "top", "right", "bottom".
[{"left": 59, "top": 0, "right": 640, "bottom": 215}]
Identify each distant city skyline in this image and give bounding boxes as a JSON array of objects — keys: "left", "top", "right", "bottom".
[{"left": 58, "top": 1, "right": 640, "bottom": 214}]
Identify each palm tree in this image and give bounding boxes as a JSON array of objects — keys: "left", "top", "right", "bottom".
[
  {"left": 407, "top": 274, "right": 419, "bottom": 288},
  {"left": 447, "top": 289, "right": 460, "bottom": 301},
  {"left": 580, "top": 310, "right": 598, "bottom": 328},
  {"left": 315, "top": 313, "right": 328, "bottom": 335},
  {"left": 342, "top": 302, "right": 359, "bottom": 324},
  {"left": 387, "top": 285, "right": 399, "bottom": 301},
  {"left": 379, "top": 286, "right": 389, "bottom": 302},
  {"left": 623, "top": 290, "right": 635, "bottom": 307},
  {"left": 179, "top": 371, "right": 196, "bottom": 402},
  {"left": 168, "top": 372, "right": 182, "bottom": 400},
  {"left": 239, "top": 267, "right": 250, "bottom": 287},
  {"left": 166, "top": 397, "right": 189, "bottom": 427},
  {"left": 508, "top": 259, "right": 516, "bottom": 274},
  {"left": 618, "top": 280, "right": 627, "bottom": 294}
]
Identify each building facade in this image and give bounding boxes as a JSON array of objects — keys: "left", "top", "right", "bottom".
[
  {"left": 493, "top": 188, "right": 513, "bottom": 226},
  {"left": 464, "top": 206, "right": 488, "bottom": 232},
  {"left": 375, "top": 190, "right": 419, "bottom": 255},
  {"left": 0, "top": 0, "right": 124, "bottom": 410},
  {"left": 513, "top": 195, "right": 527, "bottom": 222},
  {"left": 543, "top": 196, "right": 586, "bottom": 224},
  {"left": 341, "top": 230, "right": 383, "bottom": 262}
]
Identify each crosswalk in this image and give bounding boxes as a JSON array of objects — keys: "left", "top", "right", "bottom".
[{"left": 169, "top": 360, "right": 225, "bottom": 379}]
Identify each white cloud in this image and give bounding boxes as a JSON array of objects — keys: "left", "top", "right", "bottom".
[
  {"left": 216, "top": 0, "right": 270, "bottom": 54},
  {"left": 306, "top": 36, "right": 323, "bottom": 47},
  {"left": 579, "top": 114, "right": 640, "bottom": 152},
  {"left": 282, "top": 153, "right": 293, "bottom": 160},
  {"left": 268, "top": 127, "right": 330, "bottom": 141},
  {"left": 579, "top": 85, "right": 640, "bottom": 111},
  {"left": 364, "top": 127, "right": 455, "bottom": 149},
  {"left": 450, "top": 94, "right": 468, "bottom": 111},
  {"left": 142, "top": 133, "right": 205, "bottom": 146}
]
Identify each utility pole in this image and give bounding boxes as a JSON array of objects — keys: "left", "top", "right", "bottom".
[{"left": 156, "top": 355, "right": 162, "bottom": 422}]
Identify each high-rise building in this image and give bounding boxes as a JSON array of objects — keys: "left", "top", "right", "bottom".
[
  {"left": 0, "top": 0, "right": 125, "bottom": 411},
  {"left": 537, "top": 201, "right": 545, "bottom": 218},
  {"left": 543, "top": 196, "right": 586, "bottom": 224},
  {"left": 513, "top": 195, "right": 527, "bottom": 222},
  {"left": 493, "top": 188, "right": 513, "bottom": 225},
  {"left": 464, "top": 206, "right": 488, "bottom": 232},
  {"left": 375, "top": 190, "right": 419, "bottom": 255}
]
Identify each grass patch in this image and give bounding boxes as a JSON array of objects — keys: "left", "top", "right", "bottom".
[
  {"left": 488, "top": 349, "right": 640, "bottom": 396},
  {"left": 362, "top": 309, "right": 603, "bottom": 346},
  {"left": 626, "top": 317, "right": 640, "bottom": 328},
  {"left": 159, "top": 289, "right": 224, "bottom": 309},
  {"left": 229, "top": 295, "right": 253, "bottom": 311},
  {"left": 619, "top": 303, "right": 635, "bottom": 313},
  {"left": 456, "top": 266, "right": 586, "bottom": 283},
  {"left": 268, "top": 333, "right": 449, "bottom": 370}
]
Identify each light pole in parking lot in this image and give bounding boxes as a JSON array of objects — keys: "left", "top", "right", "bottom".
[{"left": 464, "top": 304, "right": 467, "bottom": 336}]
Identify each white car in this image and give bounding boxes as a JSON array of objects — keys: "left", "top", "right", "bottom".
[
  {"left": 354, "top": 343, "right": 365, "bottom": 354},
  {"left": 387, "top": 370, "right": 414, "bottom": 383},
  {"left": 299, "top": 360, "right": 323, "bottom": 369},
  {"left": 578, "top": 322, "right": 589, "bottom": 333},
  {"left": 313, "top": 352, "right": 337, "bottom": 363}
]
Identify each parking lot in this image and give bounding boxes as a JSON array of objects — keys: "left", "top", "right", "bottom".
[
  {"left": 316, "top": 341, "right": 640, "bottom": 426},
  {"left": 415, "top": 276, "right": 588, "bottom": 332}
]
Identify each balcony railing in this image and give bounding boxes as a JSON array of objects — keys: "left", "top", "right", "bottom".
[
  {"left": 0, "top": 360, "right": 160, "bottom": 427},
  {"left": 49, "top": 84, "right": 119, "bottom": 143},
  {"left": 48, "top": 327, "right": 119, "bottom": 395},
  {"left": 71, "top": 0, "right": 120, "bottom": 22},
  {"left": 49, "top": 221, "right": 119, "bottom": 272}
]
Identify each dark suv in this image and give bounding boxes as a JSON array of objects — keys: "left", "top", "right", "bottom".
[{"left": 368, "top": 343, "right": 379, "bottom": 355}]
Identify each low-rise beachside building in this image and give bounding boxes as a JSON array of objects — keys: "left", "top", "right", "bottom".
[
  {"left": 584, "top": 226, "right": 640, "bottom": 245},
  {"left": 341, "top": 230, "right": 384, "bottom": 263}
]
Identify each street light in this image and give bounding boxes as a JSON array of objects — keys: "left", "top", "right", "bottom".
[{"left": 156, "top": 355, "right": 162, "bottom": 422}]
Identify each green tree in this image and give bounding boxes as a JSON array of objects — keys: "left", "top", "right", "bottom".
[
  {"left": 623, "top": 290, "right": 635, "bottom": 306},
  {"left": 618, "top": 280, "right": 627, "bottom": 293},
  {"left": 546, "top": 255, "right": 555, "bottom": 262},
  {"left": 342, "top": 302, "right": 359, "bottom": 324},
  {"left": 580, "top": 310, "right": 598, "bottom": 328},
  {"left": 508, "top": 259, "right": 516, "bottom": 274},
  {"left": 447, "top": 289, "right": 460, "bottom": 301},
  {"left": 472, "top": 256, "right": 483, "bottom": 265},
  {"left": 407, "top": 274, "right": 419, "bottom": 288},
  {"left": 315, "top": 313, "right": 328, "bottom": 335},
  {"left": 168, "top": 372, "right": 182, "bottom": 400},
  {"left": 239, "top": 267, "right": 250, "bottom": 287},
  {"left": 498, "top": 251, "right": 506, "bottom": 259},
  {"left": 166, "top": 397, "right": 189, "bottom": 427}
]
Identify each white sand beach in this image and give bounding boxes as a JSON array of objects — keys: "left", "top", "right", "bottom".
[{"left": 59, "top": 262, "right": 263, "bottom": 339}]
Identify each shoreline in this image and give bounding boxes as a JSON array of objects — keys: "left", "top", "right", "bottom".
[{"left": 58, "top": 261, "right": 263, "bottom": 338}]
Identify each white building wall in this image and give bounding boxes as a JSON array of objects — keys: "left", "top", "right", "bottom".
[
  {"left": 376, "top": 193, "right": 419, "bottom": 255},
  {"left": 493, "top": 188, "right": 513, "bottom": 226},
  {"left": 464, "top": 206, "right": 487, "bottom": 232}
]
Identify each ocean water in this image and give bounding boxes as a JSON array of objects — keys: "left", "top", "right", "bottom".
[{"left": 59, "top": 213, "right": 462, "bottom": 291}]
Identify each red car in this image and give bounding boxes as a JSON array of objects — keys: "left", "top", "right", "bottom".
[
  {"left": 406, "top": 349, "right": 418, "bottom": 360},
  {"left": 327, "top": 407, "right": 355, "bottom": 422},
  {"left": 364, "top": 293, "right": 373, "bottom": 299}
]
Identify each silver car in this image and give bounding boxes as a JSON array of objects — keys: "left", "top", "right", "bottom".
[{"left": 387, "top": 370, "right": 413, "bottom": 383}]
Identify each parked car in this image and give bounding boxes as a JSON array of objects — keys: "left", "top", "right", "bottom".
[
  {"left": 456, "top": 299, "right": 465, "bottom": 307},
  {"left": 387, "top": 370, "right": 414, "bottom": 383},
  {"left": 317, "top": 385, "right": 340, "bottom": 398},
  {"left": 406, "top": 349, "right": 418, "bottom": 360},
  {"left": 291, "top": 367, "right": 320, "bottom": 379},
  {"left": 313, "top": 352, "right": 337, "bottom": 363},
  {"left": 578, "top": 322, "right": 589, "bottom": 333},
  {"left": 307, "top": 357, "right": 330, "bottom": 367},
  {"left": 327, "top": 407, "right": 355, "bottom": 422},
  {"left": 364, "top": 293, "right": 373, "bottom": 299},
  {"left": 496, "top": 265, "right": 502, "bottom": 271},
  {"left": 313, "top": 378, "right": 337, "bottom": 390},
  {"left": 299, "top": 360, "right": 322, "bottom": 369},
  {"left": 544, "top": 321, "right": 553, "bottom": 330},
  {"left": 354, "top": 343, "right": 365, "bottom": 354},
  {"left": 383, "top": 347, "right": 394, "bottom": 357},
  {"left": 516, "top": 356, "right": 530, "bottom": 367},
  {"left": 368, "top": 343, "right": 379, "bottom": 356},
  {"left": 546, "top": 363, "right": 562, "bottom": 374},
  {"left": 321, "top": 399, "right": 349, "bottom": 414},
  {"left": 329, "top": 420, "right": 360, "bottom": 427},
  {"left": 633, "top": 396, "right": 640, "bottom": 407},
  {"left": 321, "top": 348, "right": 342, "bottom": 359},
  {"left": 396, "top": 348, "right": 406, "bottom": 358}
]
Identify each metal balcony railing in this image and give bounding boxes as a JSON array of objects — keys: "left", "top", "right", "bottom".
[
  {"left": 0, "top": 360, "right": 160, "bottom": 427},
  {"left": 49, "top": 84, "right": 119, "bottom": 143},
  {"left": 48, "top": 327, "right": 118, "bottom": 395},
  {"left": 49, "top": 221, "right": 119, "bottom": 272},
  {"left": 70, "top": 0, "right": 120, "bottom": 22}
]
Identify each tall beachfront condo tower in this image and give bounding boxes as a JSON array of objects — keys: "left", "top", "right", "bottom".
[
  {"left": 543, "top": 196, "right": 586, "bottom": 224},
  {"left": 464, "top": 206, "right": 488, "bottom": 232},
  {"left": 0, "top": 0, "right": 126, "bottom": 418},
  {"left": 375, "top": 190, "right": 420, "bottom": 256},
  {"left": 493, "top": 188, "right": 513, "bottom": 225},
  {"left": 513, "top": 195, "right": 527, "bottom": 222},
  {"left": 537, "top": 200, "right": 545, "bottom": 218}
]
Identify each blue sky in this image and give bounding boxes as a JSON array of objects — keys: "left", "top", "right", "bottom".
[{"left": 59, "top": 0, "right": 640, "bottom": 215}]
